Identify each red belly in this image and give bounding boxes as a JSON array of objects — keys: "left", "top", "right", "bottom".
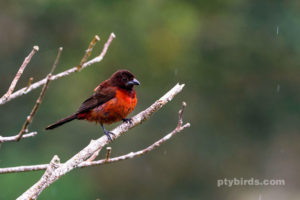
[{"left": 78, "top": 89, "right": 137, "bottom": 124}]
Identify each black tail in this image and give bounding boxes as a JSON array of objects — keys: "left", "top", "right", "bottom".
[{"left": 45, "top": 114, "right": 77, "bottom": 130}]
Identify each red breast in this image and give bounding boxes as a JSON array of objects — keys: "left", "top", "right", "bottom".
[{"left": 80, "top": 88, "right": 137, "bottom": 124}]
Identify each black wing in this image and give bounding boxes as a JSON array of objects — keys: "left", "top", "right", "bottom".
[{"left": 76, "top": 86, "right": 116, "bottom": 114}]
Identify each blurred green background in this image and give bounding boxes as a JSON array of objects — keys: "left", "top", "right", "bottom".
[{"left": 0, "top": 0, "right": 300, "bottom": 199}]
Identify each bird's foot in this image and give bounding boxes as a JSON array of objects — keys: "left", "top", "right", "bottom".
[
  {"left": 101, "top": 125, "right": 115, "bottom": 141},
  {"left": 104, "top": 129, "right": 115, "bottom": 141},
  {"left": 122, "top": 118, "right": 133, "bottom": 124}
]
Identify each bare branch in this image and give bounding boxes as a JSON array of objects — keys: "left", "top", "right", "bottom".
[
  {"left": 99, "top": 33, "right": 115, "bottom": 58},
  {"left": 0, "top": 48, "right": 63, "bottom": 143},
  {"left": 76, "top": 35, "right": 100, "bottom": 71},
  {"left": 0, "top": 132, "right": 37, "bottom": 143},
  {"left": 0, "top": 100, "right": 190, "bottom": 174},
  {"left": 20, "top": 156, "right": 61, "bottom": 200},
  {"left": 86, "top": 139, "right": 102, "bottom": 162},
  {"left": 49, "top": 47, "right": 63, "bottom": 74},
  {"left": 1, "top": 46, "right": 39, "bottom": 100},
  {"left": 0, "top": 33, "right": 116, "bottom": 105},
  {"left": 178, "top": 101, "right": 186, "bottom": 128},
  {"left": 16, "top": 83, "right": 185, "bottom": 200},
  {"left": 15, "top": 47, "right": 63, "bottom": 141},
  {"left": 82, "top": 127, "right": 191, "bottom": 167},
  {"left": 80, "top": 102, "right": 190, "bottom": 168}
]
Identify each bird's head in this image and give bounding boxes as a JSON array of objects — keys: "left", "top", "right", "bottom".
[{"left": 111, "top": 70, "right": 140, "bottom": 90}]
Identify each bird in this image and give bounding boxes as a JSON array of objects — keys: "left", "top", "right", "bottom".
[{"left": 45, "top": 69, "right": 140, "bottom": 141}]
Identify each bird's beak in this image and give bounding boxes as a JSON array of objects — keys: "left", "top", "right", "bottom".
[
  {"left": 126, "top": 78, "right": 140, "bottom": 87},
  {"left": 132, "top": 78, "right": 140, "bottom": 85}
]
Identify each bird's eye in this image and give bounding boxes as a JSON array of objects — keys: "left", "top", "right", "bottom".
[{"left": 122, "top": 77, "right": 127, "bottom": 82}]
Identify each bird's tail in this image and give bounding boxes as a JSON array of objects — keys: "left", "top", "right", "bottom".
[{"left": 45, "top": 114, "right": 77, "bottom": 130}]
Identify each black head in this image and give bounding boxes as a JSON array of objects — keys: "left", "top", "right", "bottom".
[{"left": 110, "top": 70, "right": 140, "bottom": 90}]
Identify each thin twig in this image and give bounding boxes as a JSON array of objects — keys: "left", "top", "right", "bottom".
[
  {"left": 105, "top": 147, "right": 112, "bottom": 162},
  {"left": 99, "top": 33, "right": 115, "bottom": 58},
  {"left": 49, "top": 47, "right": 63, "bottom": 74},
  {"left": 0, "top": 33, "right": 116, "bottom": 105},
  {"left": 0, "top": 101, "right": 189, "bottom": 174},
  {"left": 0, "top": 132, "right": 38, "bottom": 143},
  {"left": 81, "top": 102, "right": 190, "bottom": 167},
  {"left": 25, "top": 77, "right": 34, "bottom": 91},
  {"left": 82, "top": 127, "right": 190, "bottom": 168},
  {"left": 0, "top": 48, "right": 62, "bottom": 143},
  {"left": 178, "top": 101, "right": 186, "bottom": 128},
  {"left": 1, "top": 46, "right": 39, "bottom": 100},
  {"left": 16, "top": 47, "right": 63, "bottom": 141},
  {"left": 15, "top": 47, "right": 63, "bottom": 141},
  {"left": 76, "top": 35, "right": 100, "bottom": 71},
  {"left": 16, "top": 83, "right": 185, "bottom": 200}
]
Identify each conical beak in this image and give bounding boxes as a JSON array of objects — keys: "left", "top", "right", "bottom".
[
  {"left": 126, "top": 78, "right": 140, "bottom": 87},
  {"left": 132, "top": 78, "right": 140, "bottom": 85}
]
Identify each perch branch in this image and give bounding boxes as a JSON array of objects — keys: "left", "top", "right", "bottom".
[
  {"left": 1, "top": 46, "right": 39, "bottom": 100},
  {"left": 77, "top": 101, "right": 190, "bottom": 168},
  {"left": 16, "top": 83, "right": 185, "bottom": 200},
  {"left": 0, "top": 102, "right": 189, "bottom": 174},
  {"left": 0, "top": 33, "right": 116, "bottom": 105}
]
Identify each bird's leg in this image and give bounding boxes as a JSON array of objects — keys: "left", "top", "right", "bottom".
[
  {"left": 101, "top": 124, "right": 115, "bottom": 141},
  {"left": 122, "top": 118, "right": 133, "bottom": 124}
]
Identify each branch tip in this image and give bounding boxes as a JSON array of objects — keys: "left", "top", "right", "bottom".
[
  {"left": 105, "top": 147, "right": 112, "bottom": 161},
  {"left": 95, "top": 35, "right": 100, "bottom": 41},
  {"left": 0, "top": 34, "right": 115, "bottom": 105},
  {"left": 184, "top": 123, "right": 191, "bottom": 128},
  {"left": 178, "top": 101, "right": 187, "bottom": 128},
  {"left": 16, "top": 48, "right": 63, "bottom": 141},
  {"left": 33, "top": 46, "right": 39, "bottom": 52},
  {"left": 52, "top": 155, "right": 60, "bottom": 165},
  {"left": 25, "top": 77, "right": 34, "bottom": 91},
  {"left": 0, "top": 131, "right": 38, "bottom": 144},
  {"left": 0, "top": 46, "right": 39, "bottom": 100},
  {"left": 76, "top": 35, "right": 101, "bottom": 71},
  {"left": 50, "top": 47, "right": 63, "bottom": 74}
]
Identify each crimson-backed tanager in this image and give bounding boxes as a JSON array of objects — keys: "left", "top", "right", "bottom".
[{"left": 45, "top": 70, "right": 140, "bottom": 140}]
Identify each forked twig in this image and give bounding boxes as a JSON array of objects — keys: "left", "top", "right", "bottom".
[
  {"left": 0, "top": 132, "right": 37, "bottom": 143},
  {"left": 1, "top": 46, "right": 39, "bottom": 100},
  {"left": 0, "top": 48, "right": 63, "bottom": 143},
  {"left": 0, "top": 101, "right": 190, "bottom": 174},
  {"left": 1, "top": 34, "right": 115, "bottom": 143},
  {"left": 15, "top": 47, "right": 63, "bottom": 141},
  {"left": 16, "top": 83, "right": 186, "bottom": 200},
  {"left": 0, "top": 33, "right": 115, "bottom": 105}
]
